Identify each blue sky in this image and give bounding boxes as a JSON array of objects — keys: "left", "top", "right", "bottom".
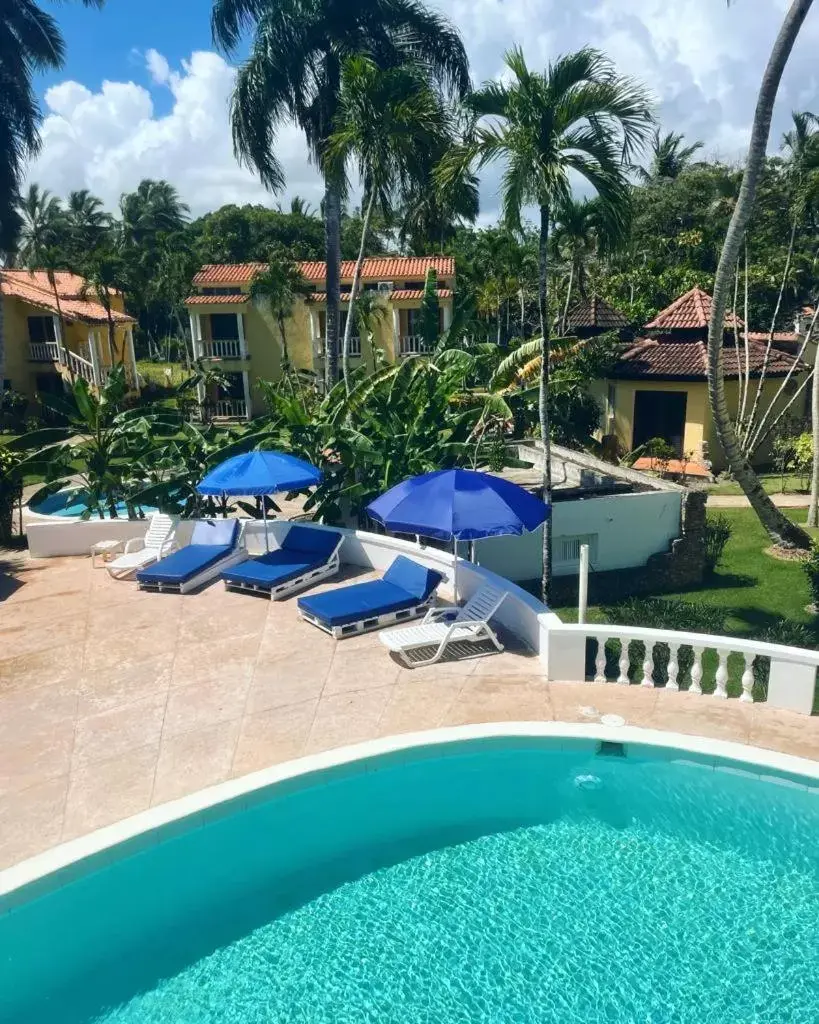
[{"left": 28, "top": 0, "right": 819, "bottom": 219}]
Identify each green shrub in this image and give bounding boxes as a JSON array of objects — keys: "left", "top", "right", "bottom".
[
  {"left": 0, "top": 446, "right": 22, "bottom": 545},
  {"left": 704, "top": 513, "right": 732, "bottom": 574},
  {"left": 803, "top": 543, "right": 819, "bottom": 609}
]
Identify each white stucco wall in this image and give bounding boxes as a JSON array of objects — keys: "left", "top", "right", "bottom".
[{"left": 473, "top": 490, "right": 682, "bottom": 582}]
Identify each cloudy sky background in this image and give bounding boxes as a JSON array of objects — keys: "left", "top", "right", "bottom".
[{"left": 27, "top": 0, "right": 819, "bottom": 222}]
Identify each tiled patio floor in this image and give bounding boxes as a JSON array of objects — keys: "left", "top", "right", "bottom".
[{"left": 0, "top": 552, "right": 817, "bottom": 870}]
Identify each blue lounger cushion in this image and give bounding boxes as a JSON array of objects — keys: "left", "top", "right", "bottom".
[
  {"left": 138, "top": 519, "right": 239, "bottom": 585},
  {"left": 222, "top": 526, "right": 341, "bottom": 590},
  {"left": 297, "top": 555, "right": 442, "bottom": 628}
]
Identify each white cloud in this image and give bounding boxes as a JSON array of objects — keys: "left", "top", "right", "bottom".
[{"left": 25, "top": 1, "right": 819, "bottom": 221}]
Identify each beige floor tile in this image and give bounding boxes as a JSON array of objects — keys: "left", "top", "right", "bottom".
[
  {"left": 81, "top": 625, "right": 179, "bottom": 675},
  {"left": 0, "top": 614, "right": 87, "bottom": 661},
  {"left": 321, "top": 648, "right": 402, "bottom": 697},
  {"left": 163, "top": 674, "right": 251, "bottom": 738},
  {"left": 62, "top": 744, "right": 158, "bottom": 841},
  {"left": 232, "top": 700, "right": 318, "bottom": 777},
  {"left": 747, "top": 706, "right": 819, "bottom": 759},
  {"left": 0, "top": 680, "right": 78, "bottom": 726},
  {"left": 0, "top": 642, "right": 85, "bottom": 694},
  {"left": 448, "top": 675, "right": 552, "bottom": 726},
  {"left": 305, "top": 686, "right": 395, "bottom": 754},
  {"left": 549, "top": 681, "right": 660, "bottom": 726},
  {"left": 647, "top": 690, "right": 752, "bottom": 743},
  {"left": 378, "top": 676, "right": 464, "bottom": 737},
  {"left": 76, "top": 653, "right": 173, "bottom": 716},
  {"left": 170, "top": 632, "right": 261, "bottom": 687},
  {"left": 0, "top": 775, "right": 69, "bottom": 870},
  {"left": 245, "top": 662, "right": 327, "bottom": 716},
  {"left": 151, "top": 719, "right": 241, "bottom": 806},
  {"left": 0, "top": 718, "right": 75, "bottom": 798},
  {"left": 72, "top": 692, "right": 168, "bottom": 769}
]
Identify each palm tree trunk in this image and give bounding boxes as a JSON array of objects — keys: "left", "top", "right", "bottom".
[
  {"left": 342, "top": 189, "right": 375, "bottom": 393},
  {"left": 519, "top": 288, "right": 526, "bottom": 338},
  {"left": 808, "top": 337, "right": 819, "bottom": 527},
  {"left": 560, "top": 261, "right": 575, "bottom": 336},
  {"left": 324, "top": 179, "right": 342, "bottom": 389},
  {"left": 0, "top": 287, "right": 5, "bottom": 401},
  {"left": 538, "top": 203, "right": 553, "bottom": 603},
  {"left": 706, "top": 0, "right": 813, "bottom": 550}
]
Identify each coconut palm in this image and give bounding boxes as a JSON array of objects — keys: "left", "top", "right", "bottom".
[
  {"left": 15, "top": 185, "right": 65, "bottom": 267},
  {"left": 708, "top": 0, "right": 814, "bottom": 552},
  {"left": 447, "top": 46, "right": 653, "bottom": 600},
  {"left": 211, "top": 0, "right": 470, "bottom": 389},
  {"left": 65, "top": 189, "right": 110, "bottom": 258},
  {"left": 638, "top": 129, "right": 704, "bottom": 182},
  {"left": 325, "top": 56, "right": 454, "bottom": 388},
  {"left": 119, "top": 179, "right": 190, "bottom": 248}
]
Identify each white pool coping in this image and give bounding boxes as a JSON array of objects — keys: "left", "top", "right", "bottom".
[{"left": 1, "top": 722, "right": 817, "bottom": 904}]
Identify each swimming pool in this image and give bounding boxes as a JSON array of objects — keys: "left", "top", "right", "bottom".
[
  {"left": 28, "top": 487, "right": 157, "bottom": 520},
  {"left": 1, "top": 728, "right": 817, "bottom": 1023}
]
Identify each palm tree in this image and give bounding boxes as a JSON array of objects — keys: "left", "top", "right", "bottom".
[
  {"left": 211, "top": 0, "right": 469, "bottom": 390},
  {"left": 16, "top": 185, "right": 65, "bottom": 267},
  {"left": 449, "top": 47, "right": 653, "bottom": 601},
  {"left": 326, "top": 56, "right": 453, "bottom": 389},
  {"left": 287, "top": 196, "right": 317, "bottom": 218},
  {"left": 707, "top": 0, "right": 814, "bottom": 551},
  {"left": 65, "top": 189, "right": 110, "bottom": 259},
  {"left": 119, "top": 179, "right": 190, "bottom": 247},
  {"left": 249, "top": 256, "right": 312, "bottom": 369},
  {"left": 78, "top": 244, "right": 130, "bottom": 369},
  {"left": 637, "top": 129, "right": 704, "bottom": 182}
]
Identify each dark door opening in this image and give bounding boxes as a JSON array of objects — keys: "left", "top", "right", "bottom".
[{"left": 632, "top": 390, "right": 687, "bottom": 456}]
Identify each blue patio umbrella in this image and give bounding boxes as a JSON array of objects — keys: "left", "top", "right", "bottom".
[
  {"left": 366, "top": 468, "right": 549, "bottom": 598},
  {"left": 197, "top": 451, "right": 322, "bottom": 551}
]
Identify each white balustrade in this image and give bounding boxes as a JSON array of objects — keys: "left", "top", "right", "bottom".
[
  {"left": 214, "top": 398, "right": 247, "bottom": 419},
  {"left": 29, "top": 341, "right": 62, "bottom": 362},
  {"left": 400, "top": 334, "right": 432, "bottom": 356},
  {"left": 201, "top": 339, "right": 242, "bottom": 360},
  {"left": 68, "top": 350, "right": 95, "bottom": 384},
  {"left": 547, "top": 624, "right": 819, "bottom": 715}
]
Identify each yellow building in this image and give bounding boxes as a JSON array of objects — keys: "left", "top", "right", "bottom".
[
  {"left": 185, "top": 256, "right": 456, "bottom": 419},
  {"left": 597, "top": 287, "right": 808, "bottom": 472},
  {"left": 0, "top": 270, "right": 138, "bottom": 400}
]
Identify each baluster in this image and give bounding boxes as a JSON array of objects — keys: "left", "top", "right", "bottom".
[
  {"left": 740, "top": 652, "right": 755, "bottom": 703},
  {"left": 641, "top": 642, "right": 656, "bottom": 688},
  {"left": 666, "top": 643, "right": 680, "bottom": 691},
  {"left": 690, "top": 647, "right": 704, "bottom": 694},
  {"left": 594, "top": 636, "right": 607, "bottom": 683},
  {"left": 714, "top": 649, "right": 729, "bottom": 699},
  {"left": 617, "top": 638, "right": 631, "bottom": 685}
]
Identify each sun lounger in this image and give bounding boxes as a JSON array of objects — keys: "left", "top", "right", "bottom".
[
  {"left": 105, "top": 513, "right": 177, "bottom": 579},
  {"left": 297, "top": 555, "right": 443, "bottom": 638},
  {"left": 379, "top": 582, "right": 508, "bottom": 667},
  {"left": 222, "top": 524, "right": 343, "bottom": 599},
  {"left": 137, "top": 518, "right": 243, "bottom": 594}
]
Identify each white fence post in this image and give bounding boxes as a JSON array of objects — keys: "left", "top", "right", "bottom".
[{"left": 578, "top": 543, "right": 589, "bottom": 625}]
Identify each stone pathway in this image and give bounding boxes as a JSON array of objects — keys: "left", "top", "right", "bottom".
[{"left": 706, "top": 492, "right": 811, "bottom": 508}]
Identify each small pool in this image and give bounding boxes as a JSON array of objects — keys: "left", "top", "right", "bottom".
[
  {"left": 1, "top": 730, "right": 817, "bottom": 1023},
  {"left": 29, "top": 488, "right": 157, "bottom": 520}
]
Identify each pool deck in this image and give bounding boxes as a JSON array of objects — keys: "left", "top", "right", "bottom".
[{"left": 0, "top": 552, "right": 818, "bottom": 871}]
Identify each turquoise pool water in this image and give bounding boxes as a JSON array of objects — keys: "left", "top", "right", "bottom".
[
  {"left": 30, "top": 489, "right": 157, "bottom": 519},
  {"left": 1, "top": 739, "right": 817, "bottom": 1024}
]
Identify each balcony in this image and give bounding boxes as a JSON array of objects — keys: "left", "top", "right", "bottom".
[
  {"left": 399, "top": 334, "right": 433, "bottom": 357},
  {"left": 213, "top": 398, "right": 247, "bottom": 419},
  {"left": 313, "top": 336, "right": 362, "bottom": 358},
  {"left": 200, "top": 338, "right": 243, "bottom": 360},
  {"left": 29, "top": 341, "right": 62, "bottom": 362}
]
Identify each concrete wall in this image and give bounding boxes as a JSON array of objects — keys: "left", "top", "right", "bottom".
[{"left": 472, "top": 489, "right": 681, "bottom": 582}]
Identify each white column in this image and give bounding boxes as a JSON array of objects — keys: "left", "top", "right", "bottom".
[
  {"left": 189, "top": 312, "right": 203, "bottom": 359},
  {"left": 242, "top": 370, "right": 252, "bottom": 420},
  {"left": 127, "top": 327, "right": 139, "bottom": 392},
  {"left": 442, "top": 302, "right": 453, "bottom": 332},
  {"left": 236, "top": 311, "right": 246, "bottom": 359},
  {"left": 88, "top": 329, "right": 100, "bottom": 385},
  {"left": 52, "top": 315, "right": 66, "bottom": 364},
  {"left": 392, "top": 307, "right": 401, "bottom": 359}
]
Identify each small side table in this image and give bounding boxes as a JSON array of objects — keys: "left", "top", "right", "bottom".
[{"left": 91, "top": 539, "right": 124, "bottom": 568}]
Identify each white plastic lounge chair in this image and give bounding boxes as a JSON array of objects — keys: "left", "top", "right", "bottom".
[
  {"left": 379, "top": 582, "right": 508, "bottom": 667},
  {"left": 105, "top": 513, "right": 177, "bottom": 579}
]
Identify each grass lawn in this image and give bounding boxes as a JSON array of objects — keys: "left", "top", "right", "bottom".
[
  {"left": 556, "top": 508, "right": 818, "bottom": 636},
  {"left": 708, "top": 472, "right": 809, "bottom": 496},
  {"left": 136, "top": 361, "right": 191, "bottom": 388}
]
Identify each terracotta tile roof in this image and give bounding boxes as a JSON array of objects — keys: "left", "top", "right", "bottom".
[
  {"left": 1, "top": 269, "right": 121, "bottom": 298},
  {"left": 185, "top": 293, "right": 248, "bottom": 305},
  {"left": 307, "top": 288, "right": 453, "bottom": 303},
  {"left": 644, "top": 286, "right": 743, "bottom": 331},
  {"left": 745, "top": 331, "right": 800, "bottom": 344},
  {"left": 0, "top": 270, "right": 134, "bottom": 324},
  {"left": 193, "top": 256, "right": 455, "bottom": 287},
  {"left": 632, "top": 457, "right": 712, "bottom": 478},
  {"left": 566, "top": 296, "right": 629, "bottom": 330},
  {"left": 611, "top": 337, "right": 803, "bottom": 380}
]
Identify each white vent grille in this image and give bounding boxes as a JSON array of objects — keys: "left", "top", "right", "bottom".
[{"left": 556, "top": 534, "right": 598, "bottom": 565}]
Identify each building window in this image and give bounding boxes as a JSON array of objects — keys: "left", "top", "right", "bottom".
[
  {"left": 202, "top": 287, "right": 240, "bottom": 296},
  {"left": 555, "top": 534, "right": 598, "bottom": 565},
  {"left": 28, "top": 316, "right": 56, "bottom": 344},
  {"left": 209, "top": 313, "right": 239, "bottom": 341},
  {"left": 404, "top": 280, "right": 425, "bottom": 290}
]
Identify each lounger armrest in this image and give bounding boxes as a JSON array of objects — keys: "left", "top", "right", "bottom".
[
  {"left": 124, "top": 537, "right": 145, "bottom": 554},
  {"left": 160, "top": 540, "right": 178, "bottom": 556},
  {"left": 423, "top": 605, "right": 456, "bottom": 624}
]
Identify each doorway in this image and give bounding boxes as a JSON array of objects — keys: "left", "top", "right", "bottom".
[{"left": 632, "top": 390, "right": 687, "bottom": 456}]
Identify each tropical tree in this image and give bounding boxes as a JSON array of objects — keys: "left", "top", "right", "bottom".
[
  {"left": 249, "top": 254, "right": 313, "bottom": 369},
  {"left": 15, "top": 185, "right": 65, "bottom": 266},
  {"left": 0, "top": 0, "right": 105, "bottom": 257},
  {"left": 707, "top": 0, "right": 814, "bottom": 550},
  {"left": 326, "top": 56, "right": 453, "bottom": 388},
  {"left": 78, "top": 243, "right": 130, "bottom": 368},
  {"left": 447, "top": 46, "right": 653, "bottom": 600},
  {"left": 119, "top": 179, "right": 190, "bottom": 248},
  {"left": 211, "top": 0, "right": 470, "bottom": 389},
  {"left": 64, "top": 189, "right": 110, "bottom": 262},
  {"left": 638, "top": 129, "right": 704, "bottom": 182}
]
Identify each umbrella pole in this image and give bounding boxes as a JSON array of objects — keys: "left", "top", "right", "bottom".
[
  {"left": 453, "top": 538, "right": 459, "bottom": 605},
  {"left": 262, "top": 499, "right": 269, "bottom": 553}
]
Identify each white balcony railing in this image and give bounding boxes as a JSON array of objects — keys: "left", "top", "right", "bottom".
[
  {"left": 200, "top": 339, "right": 242, "bottom": 359},
  {"left": 68, "top": 350, "right": 95, "bottom": 384},
  {"left": 400, "top": 334, "right": 432, "bottom": 357},
  {"left": 214, "top": 398, "right": 247, "bottom": 419},
  {"left": 546, "top": 623, "right": 819, "bottom": 715},
  {"left": 29, "top": 341, "right": 62, "bottom": 362},
  {"left": 313, "top": 336, "right": 362, "bottom": 358}
]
